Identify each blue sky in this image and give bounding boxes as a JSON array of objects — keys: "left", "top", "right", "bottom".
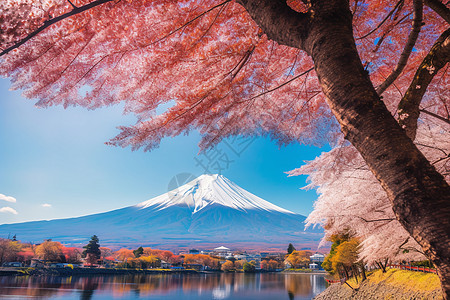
[{"left": 0, "top": 78, "right": 327, "bottom": 225}]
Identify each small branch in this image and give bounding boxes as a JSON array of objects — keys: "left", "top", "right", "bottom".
[
  {"left": 1, "top": 0, "right": 115, "bottom": 57},
  {"left": 415, "top": 142, "right": 448, "bottom": 156},
  {"left": 357, "top": 216, "right": 396, "bottom": 223},
  {"left": 146, "top": 0, "right": 232, "bottom": 49},
  {"left": 432, "top": 153, "right": 450, "bottom": 165},
  {"left": 398, "top": 237, "right": 410, "bottom": 251},
  {"left": 357, "top": 0, "right": 404, "bottom": 40},
  {"left": 236, "top": 68, "right": 314, "bottom": 103},
  {"left": 377, "top": 0, "right": 424, "bottom": 95},
  {"left": 67, "top": 0, "right": 78, "bottom": 9},
  {"left": 420, "top": 109, "right": 450, "bottom": 126}
]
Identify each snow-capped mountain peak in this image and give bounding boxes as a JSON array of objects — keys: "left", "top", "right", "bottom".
[
  {"left": 0, "top": 173, "right": 323, "bottom": 249},
  {"left": 136, "top": 174, "right": 295, "bottom": 214}
]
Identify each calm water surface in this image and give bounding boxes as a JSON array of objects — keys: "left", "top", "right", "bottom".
[{"left": 0, "top": 273, "right": 327, "bottom": 300}]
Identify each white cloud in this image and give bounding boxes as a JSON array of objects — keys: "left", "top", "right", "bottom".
[
  {"left": 41, "top": 203, "right": 52, "bottom": 208},
  {"left": 0, "top": 194, "right": 16, "bottom": 203},
  {"left": 0, "top": 207, "right": 18, "bottom": 215}
]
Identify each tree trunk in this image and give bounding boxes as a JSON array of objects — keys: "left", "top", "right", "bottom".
[
  {"left": 301, "top": 1, "right": 450, "bottom": 298},
  {"left": 353, "top": 265, "right": 359, "bottom": 283},
  {"left": 342, "top": 265, "right": 350, "bottom": 279},
  {"left": 360, "top": 263, "right": 367, "bottom": 282},
  {"left": 238, "top": 0, "right": 450, "bottom": 297}
]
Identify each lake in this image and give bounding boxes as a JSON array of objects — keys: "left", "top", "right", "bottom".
[{"left": 0, "top": 272, "right": 327, "bottom": 299}]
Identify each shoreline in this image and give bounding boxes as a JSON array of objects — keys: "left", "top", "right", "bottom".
[
  {"left": 0, "top": 268, "right": 327, "bottom": 277},
  {"left": 0, "top": 267, "right": 199, "bottom": 277},
  {"left": 282, "top": 271, "right": 327, "bottom": 275}
]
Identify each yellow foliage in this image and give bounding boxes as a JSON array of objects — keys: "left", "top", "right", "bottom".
[
  {"left": 221, "top": 260, "right": 234, "bottom": 271},
  {"left": 286, "top": 250, "right": 311, "bottom": 268},
  {"left": 35, "top": 241, "right": 63, "bottom": 261},
  {"left": 331, "top": 239, "right": 359, "bottom": 271}
]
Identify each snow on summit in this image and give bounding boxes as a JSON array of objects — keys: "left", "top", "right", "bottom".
[{"left": 137, "top": 174, "right": 295, "bottom": 214}]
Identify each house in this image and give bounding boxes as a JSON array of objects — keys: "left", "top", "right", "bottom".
[
  {"left": 161, "top": 260, "right": 171, "bottom": 269},
  {"left": 309, "top": 263, "right": 319, "bottom": 269},
  {"left": 213, "top": 246, "right": 232, "bottom": 258},
  {"left": 284, "top": 260, "right": 293, "bottom": 269},
  {"left": 214, "top": 246, "right": 230, "bottom": 253},
  {"left": 310, "top": 253, "right": 325, "bottom": 264},
  {"left": 189, "top": 249, "right": 200, "bottom": 254}
]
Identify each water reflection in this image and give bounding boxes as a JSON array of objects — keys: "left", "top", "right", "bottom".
[{"left": 0, "top": 273, "right": 327, "bottom": 299}]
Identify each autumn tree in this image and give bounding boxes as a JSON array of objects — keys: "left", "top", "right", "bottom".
[
  {"left": 1, "top": 0, "right": 449, "bottom": 296},
  {"left": 139, "top": 255, "right": 161, "bottom": 269},
  {"left": 0, "top": 238, "right": 21, "bottom": 264},
  {"left": 35, "top": 240, "right": 64, "bottom": 261},
  {"left": 62, "top": 246, "right": 82, "bottom": 264},
  {"left": 243, "top": 261, "right": 256, "bottom": 272},
  {"left": 261, "top": 259, "right": 282, "bottom": 270},
  {"left": 144, "top": 249, "right": 174, "bottom": 262},
  {"left": 100, "top": 246, "right": 113, "bottom": 260},
  {"left": 221, "top": 260, "right": 235, "bottom": 272},
  {"left": 184, "top": 254, "right": 220, "bottom": 269},
  {"left": 286, "top": 250, "right": 312, "bottom": 269},
  {"left": 115, "top": 248, "right": 134, "bottom": 262},
  {"left": 82, "top": 235, "right": 101, "bottom": 264},
  {"left": 331, "top": 239, "right": 360, "bottom": 279},
  {"left": 234, "top": 259, "right": 246, "bottom": 270},
  {"left": 172, "top": 255, "right": 185, "bottom": 265},
  {"left": 322, "top": 233, "right": 350, "bottom": 274}
]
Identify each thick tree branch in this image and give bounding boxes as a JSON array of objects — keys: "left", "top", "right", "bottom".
[
  {"left": 235, "top": 0, "right": 310, "bottom": 49},
  {"left": 0, "top": 0, "right": 115, "bottom": 57},
  {"left": 397, "top": 28, "right": 450, "bottom": 139},
  {"left": 424, "top": 0, "right": 450, "bottom": 24},
  {"left": 377, "top": 0, "right": 424, "bottom": 95}
]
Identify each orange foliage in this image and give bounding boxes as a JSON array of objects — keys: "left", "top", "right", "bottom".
[
  {"left": 115, "top": 248, "right": 134, "bottom": 261},
  {"left": 261, "top": 259, "right": 282, "bottom": 270},
  {"left": 183, "top": 254, "right": 220, "bottom": 269}
]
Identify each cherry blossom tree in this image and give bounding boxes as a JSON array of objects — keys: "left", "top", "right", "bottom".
[
  {"left": 290, "top": 118, "right": 449, "bottom": 264},
  {"left": 0, "top": 0, "right": 449, "bottom": 296}
]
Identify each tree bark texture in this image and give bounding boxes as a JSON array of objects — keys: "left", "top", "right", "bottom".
[{"left": 237, "top": 0, "right": 450, "bottom": 297}]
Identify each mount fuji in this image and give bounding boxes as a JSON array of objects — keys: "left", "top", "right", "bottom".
[{"left": 0, "top": 174, "right": 323, "bottom": 250}]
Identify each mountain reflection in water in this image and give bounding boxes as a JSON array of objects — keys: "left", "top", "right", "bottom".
[{"left": 0, "top": 273, "right": 327, "bottom": 299}]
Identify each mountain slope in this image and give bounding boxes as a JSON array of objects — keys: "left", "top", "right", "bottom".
[{"left": 0, "top": 174, "right": 322, "bottom": 249}]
